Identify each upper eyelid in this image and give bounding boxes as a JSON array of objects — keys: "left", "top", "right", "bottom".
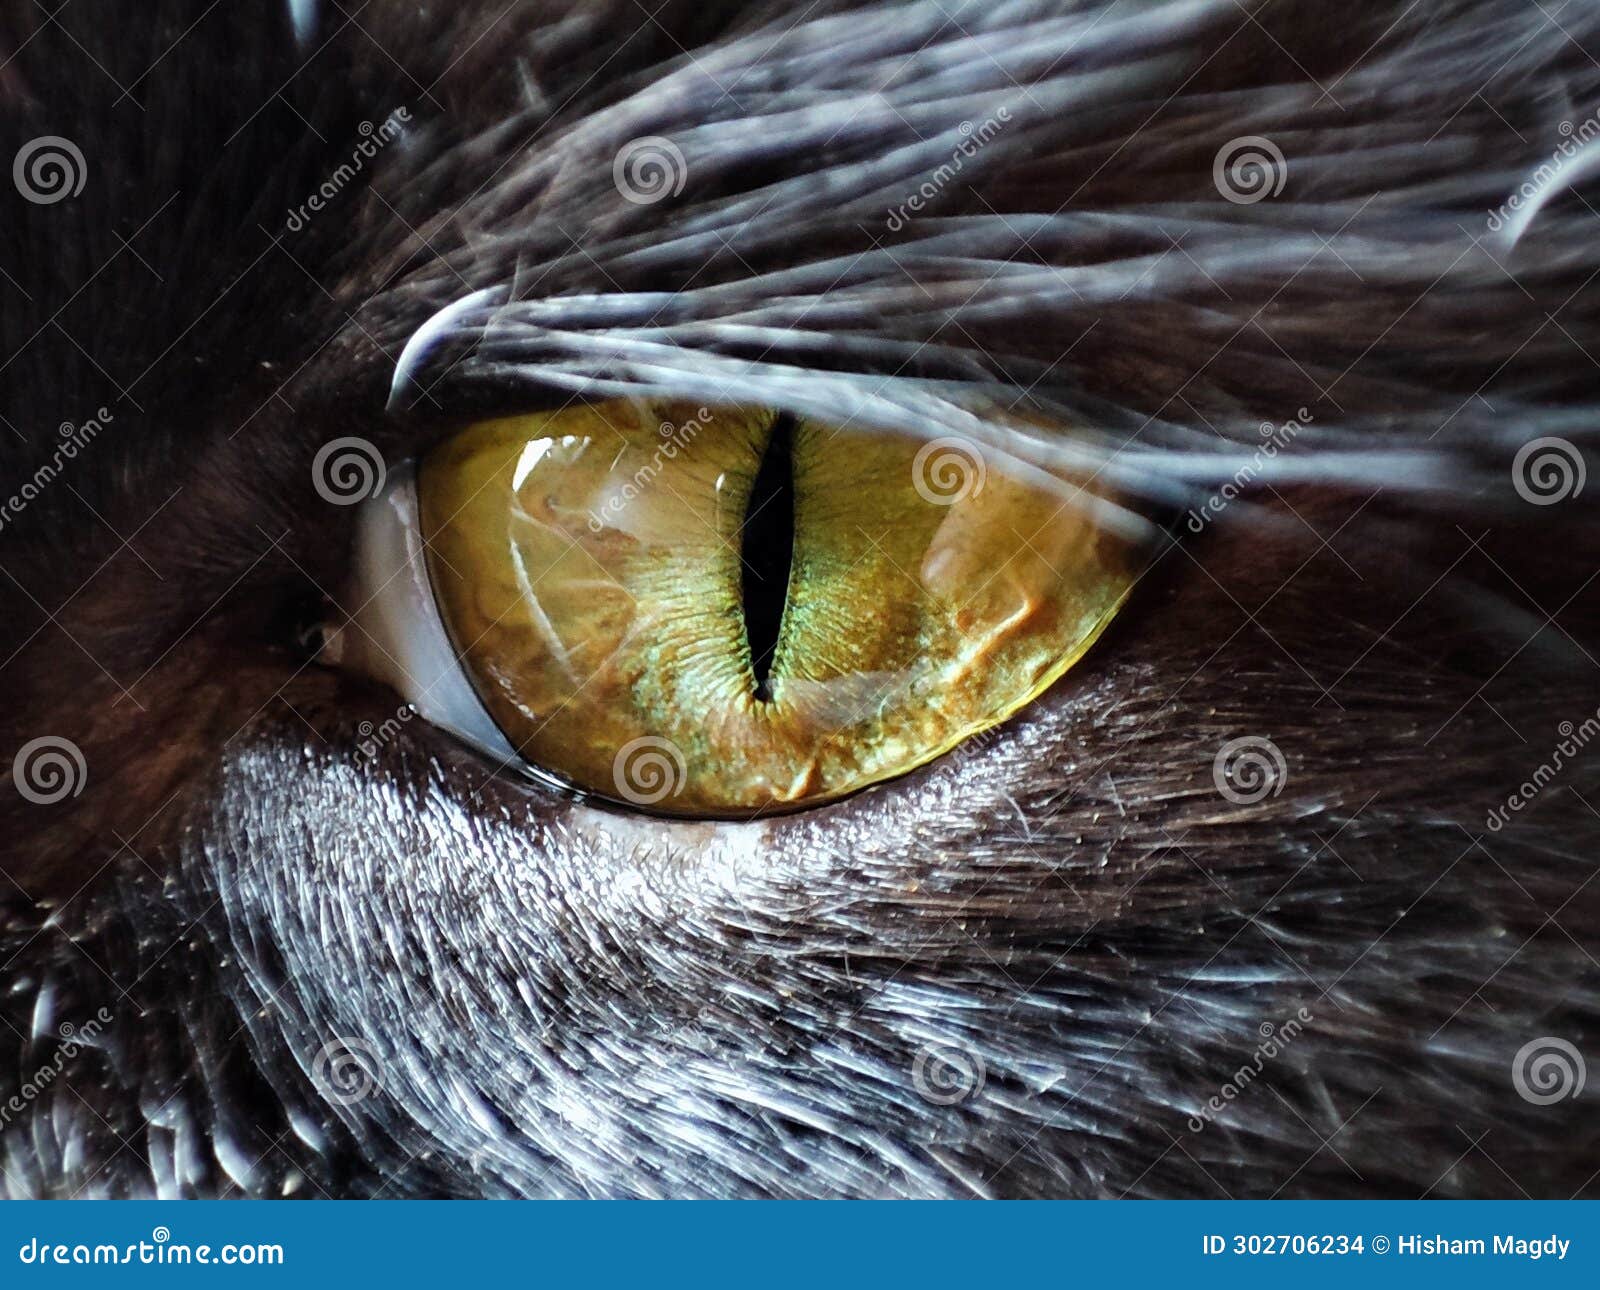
[
  {"left": 308, "top": 279, "right": 1370, "bottom": 554},
  {"left": 362, "top": 287, "right": 1161, "bottom": 511}
]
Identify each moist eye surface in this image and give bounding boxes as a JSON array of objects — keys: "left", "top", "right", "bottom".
[{"left": 416, "top": 399, "right": 1140, "bottom": 815}]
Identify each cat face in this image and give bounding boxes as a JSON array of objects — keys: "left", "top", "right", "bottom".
[{"left": 0, "top": 0, "right": 1596, "bottom": 1197}]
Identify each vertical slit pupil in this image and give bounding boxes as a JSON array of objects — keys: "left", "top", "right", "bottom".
[{"left": 740, "top": 415, "right": 795, "bottom": 703}]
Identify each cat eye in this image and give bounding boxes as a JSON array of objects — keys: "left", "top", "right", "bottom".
[{"left": 347, "top": 400, "right": 1140, "bottom": 816}]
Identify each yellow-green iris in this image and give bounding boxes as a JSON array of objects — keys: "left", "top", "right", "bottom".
[{"left": 417, "top": 400, "right": 1137, "bottom": 815}]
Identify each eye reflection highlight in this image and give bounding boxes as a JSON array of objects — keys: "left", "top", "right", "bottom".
[{"left": 415, "top": 400, "right": 1140, "bottom": 815}]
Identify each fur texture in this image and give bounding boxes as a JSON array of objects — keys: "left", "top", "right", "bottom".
[{"left": 0, "top": 0, "right": 1598, "bottom": 1197}]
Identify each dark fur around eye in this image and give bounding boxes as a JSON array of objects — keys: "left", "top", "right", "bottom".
[{"left": 0, "top": 0, "right": 1597, "bottom": 1198}]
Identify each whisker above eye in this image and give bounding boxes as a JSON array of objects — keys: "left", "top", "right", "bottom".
[{"left": 388, "top": 285, "right": 510, "bottom": 412}]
